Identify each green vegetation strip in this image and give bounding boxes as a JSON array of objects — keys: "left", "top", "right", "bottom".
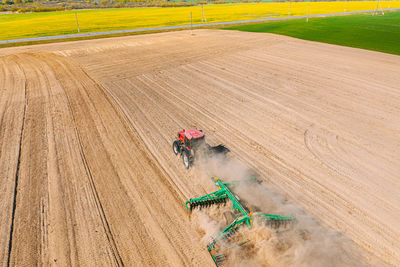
[{"left": 225, "top": 11, "right": 400, "bottom": 55}]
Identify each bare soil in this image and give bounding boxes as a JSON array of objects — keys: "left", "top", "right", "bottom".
[{"left": 0, "top": 29, "right": 399, "bottom": 266}]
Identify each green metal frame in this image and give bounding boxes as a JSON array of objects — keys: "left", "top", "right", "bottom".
[
  {"left": 185, "top": 177, "right": 254, "bottom": 211},
  {"left": 185, "top": 177, "right": 295, "bottom": 266}
]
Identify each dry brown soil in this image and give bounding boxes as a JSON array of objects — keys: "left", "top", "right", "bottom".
[{"left": 0, "top": 30, "right": 399, "bottom": 266}]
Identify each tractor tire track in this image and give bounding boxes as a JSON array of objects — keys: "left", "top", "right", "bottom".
[
  {"left": 64, "top": 86, "right": 124, "bottom": 267},
  {"left": 6, "top": 77, "right": 26, "bottom": 267},
  {"left": 0, "top": 56, "right": 26, "bottom": 267}
]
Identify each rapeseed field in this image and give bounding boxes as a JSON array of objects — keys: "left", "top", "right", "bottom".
[{"left": 0, "top": 1, "right": 399, "bottom": 41}]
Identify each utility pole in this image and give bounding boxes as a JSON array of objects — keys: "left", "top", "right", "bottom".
[
  {"left": 201, "top": 4, "right": 207, "bottom": 22},
  {"left": 374, "top": 0, "right": 384, "bottom": 15},
  {"left": 190, "top": 11, "right": 193, "bottom": 35},
  {"left": 75, "top": 12, "right": 80, "bottom": 33}
]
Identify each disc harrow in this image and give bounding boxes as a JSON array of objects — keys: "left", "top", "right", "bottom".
[
  {"left": 186, "top": 177, "right": 295, "bottom": 266},
  {"left": 187, "top": 196, "right": 228, "bottom": 210},
  {"left": 185, "top": 187, "right": 229, "bottom": 211}
]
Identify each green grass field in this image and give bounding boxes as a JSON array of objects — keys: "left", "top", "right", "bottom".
[
  {"left": 0, "top": 1, "right": 399, "bottom": 41},
  {"left": 225, "top": 11, "right": 400, "bottom": 55}
]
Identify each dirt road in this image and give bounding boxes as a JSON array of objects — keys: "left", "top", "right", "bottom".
[{"left": 0, "top": 30, "right": 399, "bottom": 266}]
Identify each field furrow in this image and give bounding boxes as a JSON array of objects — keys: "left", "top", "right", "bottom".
[{"left": 0, "top": 29, "right": 399, "bottom": 266}]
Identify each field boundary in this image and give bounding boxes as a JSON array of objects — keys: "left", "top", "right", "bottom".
[{"left": 1, "top": 8, "right": 399, "bottom": 44}]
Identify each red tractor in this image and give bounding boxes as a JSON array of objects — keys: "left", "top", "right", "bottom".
[{"left": 172, "top": 129, "right": 229, "bottom": 169}]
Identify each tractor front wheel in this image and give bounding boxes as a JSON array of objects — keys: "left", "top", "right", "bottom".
[
  {"left": 172, "top": 140, "right": 180, "bottom": 155},
  {"left": 182, "top": 152, "right": 190, "bottom": 169}
]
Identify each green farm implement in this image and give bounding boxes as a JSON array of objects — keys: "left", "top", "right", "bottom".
[{"left": 185, "top": 177, "right": 295, "bottom": 266}]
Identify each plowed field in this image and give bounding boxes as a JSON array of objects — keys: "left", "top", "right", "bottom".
[{"left": 0, "top": 30, "right": 399, "bottom": 266}]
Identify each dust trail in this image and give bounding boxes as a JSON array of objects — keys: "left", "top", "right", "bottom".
[{"left": 192, "top": 151, "right": 367, "bottom": 267}]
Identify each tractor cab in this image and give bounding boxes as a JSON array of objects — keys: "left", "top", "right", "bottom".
[
  {"left": 177, "top": 129, "right": 205, "bottom": 150},
  {"left": 173, "top": 129, "right": 228, "bottom": 169}
]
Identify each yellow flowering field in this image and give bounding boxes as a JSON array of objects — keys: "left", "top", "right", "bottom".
[{"left": 0, "top": 1, "right": 399, "bottom": 41}]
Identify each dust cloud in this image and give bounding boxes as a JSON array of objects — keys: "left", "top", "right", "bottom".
[{"left": 192, "top": 151, "right": 366, "bottom": 267}]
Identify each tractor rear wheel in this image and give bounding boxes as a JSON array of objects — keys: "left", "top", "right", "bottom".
[
  {"left": 172, "top": 140, "right": 180, "bottom": 155},
  {"left": 183, "top": 152, "right": 190, "bottom": 169}
]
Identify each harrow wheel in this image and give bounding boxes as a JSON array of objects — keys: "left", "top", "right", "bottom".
[{"left": 223, "top": 211, "right": 235, "bottom": 226}]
